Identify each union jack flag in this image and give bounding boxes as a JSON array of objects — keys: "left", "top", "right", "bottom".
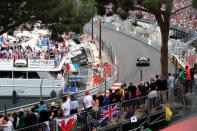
[{"left": 99, "top": 104, "right": 120, "bottom": 122}]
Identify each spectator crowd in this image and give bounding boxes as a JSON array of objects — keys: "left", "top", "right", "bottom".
[
  {"left": 0, "top": 37, "right": 67, "bottom": 67},
  {"left": 131, "top": 0, "right": 197, "bottom": 32},
  {"left": 0, "top": 24, "right": 68, "bottom": 66},
  {"left": 1, "top": 65, "right": 197, "bottom": 131}
]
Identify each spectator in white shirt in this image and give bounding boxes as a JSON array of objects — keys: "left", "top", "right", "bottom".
[
  {"left": 194, "top": 71, "right": 197, "bottom": 83},
  {"left": 1, "top": 117, "right": 14, "bottom": 131},
  {"left": 70, "top": 95, "right": 79, "bottom": 114},
  {"left": 167, "top": 73, "right": 174, "bottom": 101},
  {"left": 167, "top": 73, "right": 174, "bottom": 89},
  {"left": 61, "top": 85, "right": 70, "bottom": 117},
  {"left": 57, "top": 72, "right": 62, "bottom": 80},
  {"left": 83, "top": 91, "right": 93, "bottom": 111}
]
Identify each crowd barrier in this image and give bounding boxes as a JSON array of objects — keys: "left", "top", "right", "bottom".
[{"left": 14, "top": 87, "right": 184, "bottom": 131}]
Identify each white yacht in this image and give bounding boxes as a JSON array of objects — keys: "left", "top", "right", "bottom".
[
  {"left": 0, "top": 27, "right": 90, "bottom": 97},
  {"left": 0, "top": 29, "right": 66, "bottom": 97},
  {"left": 0, "top": 57, "right": 66, "bottom": 97}
]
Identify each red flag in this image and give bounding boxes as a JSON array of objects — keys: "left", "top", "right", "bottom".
[
  {"left": 56, "top": 115, "right": 77, "bottom": 131},
  {"left": 66, "top": 34, "right": 70, "bottom": 41},
  {"left": 62, "top": 41, "right": 66, "bottom": 49},
  {"left": 66, "top": 64, "right": 70, "bottom": 75},
  {"left": 81, "top": 35, "right": 89, "bottom": 39},
  {"left": 1, "top": 34, "right": 9, "bottom": 46}
]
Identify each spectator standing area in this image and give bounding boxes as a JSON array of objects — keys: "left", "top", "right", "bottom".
[{"left": 0, "top": 80, "right": 185, "bottom": 131}]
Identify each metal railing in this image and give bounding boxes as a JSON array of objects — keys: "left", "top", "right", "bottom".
[
  {"left": 16, "top": 121, "right": 56, "bottom": 131},
  {"left": 13, "top": 87, "right": 184, "bottom": 131}
]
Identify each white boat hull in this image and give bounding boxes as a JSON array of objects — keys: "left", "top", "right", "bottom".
[{"left": 0, "top": 79, "right": 64, "bottom": 97}]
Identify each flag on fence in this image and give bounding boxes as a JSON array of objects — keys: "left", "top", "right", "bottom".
[
  {"left": 100, "top": 104, "right": 120, "bottom": 123},
  {"left": 56, "top": 115, "right": 77, "bottom": 131},
  {"left": 65, "top": 34, "right": 70, "bottom": 41},
  {"left": 44, "top": 121, "right": 50, "bottom": 131},
  {"left": 1, "top": 34, "right": 9, "bottom": 46}
]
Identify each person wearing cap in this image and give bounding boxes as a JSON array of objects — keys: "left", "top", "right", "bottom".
[
  {"left": 83, "top": 91, "right": 93, "bottom": 112},
  {"left": 61, "top": 85, "right": 71, "bottom": 117}
]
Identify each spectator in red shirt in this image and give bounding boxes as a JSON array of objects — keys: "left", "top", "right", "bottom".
[{"left": 185, "top": 66, "right": 192, "bottom": 93}]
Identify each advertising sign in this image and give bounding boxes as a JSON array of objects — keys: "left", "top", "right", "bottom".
[
  {"left": 0, "top": 59, "right": 13, "bottom": 68},
  {"left": 28, "top": 59, "right": 54, "bottom": 68}
]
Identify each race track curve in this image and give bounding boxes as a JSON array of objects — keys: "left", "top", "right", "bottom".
[{"left": 87, "top": 24, "right": 176, "bottom": 85}]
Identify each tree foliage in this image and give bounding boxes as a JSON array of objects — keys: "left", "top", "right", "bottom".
[
  {"left": 142, "top": 0, "right": 162, "bottom": 13},
  {"left": 193, "top": 0, "right": 197, "bottom": 9},
  {"left": 0, "top": 0, "right": 96, "bottom": 41}
]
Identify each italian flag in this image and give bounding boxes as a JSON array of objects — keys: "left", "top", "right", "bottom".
[{"left": 56, "top": 115, "right": 77, "bottom": 131}]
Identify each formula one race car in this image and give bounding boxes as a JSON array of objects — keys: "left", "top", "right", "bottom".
[{"left": 136, "top": 57, "right": 150, "bottom": 66}]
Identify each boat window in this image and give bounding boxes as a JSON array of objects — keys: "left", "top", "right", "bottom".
[
  {"left": 28, "top": 72, "right": 40, "bottom": 79},
  {"left": 0, "top": 71, "right": 12, "bottom": 78},
  {"left": 13, "top": 71, "right": 26, "bottom": 79}
]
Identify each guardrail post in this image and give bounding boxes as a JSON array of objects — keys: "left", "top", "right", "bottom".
[
  {"left": 119, "top": 102, "right": 123, "bottom": 131},
  {"left": 92, "top": 18, "right": 94, "bottom": 40},
  {"left": 146, "top": 98, "right": 150, "bottom": 126},
  {"left": 4, "top": 104, "right": 6, "bottom": 116},
  {"left": 99, "top": 19, "right": 102, "bottom": 60},
  {"left": 60, "top": 89, "right": 63, "bottom": 98},
  {"left": 140, "top": 67, "right": 143, "bottom": 81},
  {"left": 40, "top": 78, "right": 43, "bottom": 101},
  {"left": 105, "top": 77, "right": 107, "bottom": 95}
]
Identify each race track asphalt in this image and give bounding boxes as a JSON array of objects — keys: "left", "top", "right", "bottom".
[{"left": 87, "top": 24, "right": 176, "bottom": 85}]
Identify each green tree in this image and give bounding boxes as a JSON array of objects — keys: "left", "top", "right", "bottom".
[
  {"left": 95, "top": 0, "right": 196, "bottom": 79},
  {"left": 0, "top": 0, "right": 96, "bottom": 41}
]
